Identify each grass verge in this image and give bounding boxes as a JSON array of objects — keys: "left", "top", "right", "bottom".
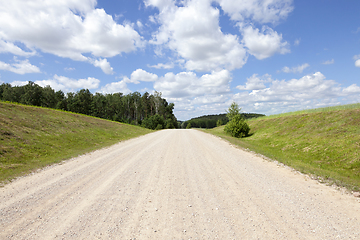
[
  {"left": 205, "top": 104, "right": 360, "bottom": 191},
  {"left": 0, "top": 101, "right": 153, "bottom": 185}
]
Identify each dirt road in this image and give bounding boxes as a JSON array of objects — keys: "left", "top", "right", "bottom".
[{"left": 1, "top": 129, "right": 359, "bottom": 239}]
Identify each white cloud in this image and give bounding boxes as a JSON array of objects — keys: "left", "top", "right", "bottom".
[
  {"left": 322, "top": 59, "right": 334, "bottom": 65},
  {"left": 236, "top": 74, "right": 271, "bottom": 90},
  {"left": 153, "top": 69, "right": 233, "bottom": 119},
  {"left": 354, "top": 55, "right": 360, "bottom": 67},
  {"left": 129, "top": 69, "right": 158, "bottom": 84},
  {"left": 147, "top": 0, "right": 247, "bottom": 71},
  {"left": 356, "top": 60, "right": 360, "bottom": 68},
  {"left": 35, "top": 75, "right": 100, "bottom": 92},
  {"left": 0, "top": 58, "right": 40, "bottom": 74},
  {"left": 281, "top": 63, "right": 310, "bottom": 73},
  {"left": 146, "top": 0, "right": 293, "bottom": 71},
  {"left": 148, "top": 62, "right": 174, "bottom": 69},
  {"left": 92, "top": 58, "right": 114, "bottom": 75},
  {"left": 233, "top": 72, "right": 360, "bottom": 115},
  {"left": 0, "top": 0, "right": 142, "bottom": 65},
  {"left": 157, "top": 69, "right": 360, "bottom": 120},
  {"left": 0, "top": 39, "right": 36, "bottom": 57},
  {"left": 216, "top": 0, "right": 294, "bottom": 24},
  {"left": 98, "top": 80, "right": 131, "bottom": 94},
  {"left": 154, "top": 69, "right": 232, "bottom": 98},
  {"left": 10, "top": 81, "right": 28, "bottom": 87},
  {"left": 342, "top": 84, "right": 360, "bottom": 94},
  {"left": 241, "top": 25, "right": 290, "bottom": 60}
]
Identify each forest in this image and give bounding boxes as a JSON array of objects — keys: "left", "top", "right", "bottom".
[
  {"left": 180, "top": 113, "right": 265, "bottom": 129},
  {"left": 0, "top": 82, "right": 178, "bottom": 130}
]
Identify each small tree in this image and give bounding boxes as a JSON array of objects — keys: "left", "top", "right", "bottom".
[
  {"left": 224, "top": 102, "right": 250, "bottom": 138},
  {"left": 226, "top": 102, "right": 241, "bottom": 121}
]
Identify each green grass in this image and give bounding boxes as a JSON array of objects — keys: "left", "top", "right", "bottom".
[
  {"left": 0, "top": 101, "right": 153, "bottom": 185},
  {"left": 205, "top": 104, "right": 360, "bottom": 191}
]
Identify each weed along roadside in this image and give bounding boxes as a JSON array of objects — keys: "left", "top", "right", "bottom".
[
  {"left": 0, "top": 101, "right": 153, "bottom": 185},
  {"left": 205, "top": 103, "right": 360, "bottom": 193}
]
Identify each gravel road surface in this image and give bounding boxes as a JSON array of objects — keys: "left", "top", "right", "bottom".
[{"left": 1, "top": 129, "right": 359, "bottom": 239}]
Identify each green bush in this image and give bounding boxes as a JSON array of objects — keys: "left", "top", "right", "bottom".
[
  {"left": 142, "top": 114, "right": 165, "bottom": 130},
  {"left": 224, "top": 115, "right": 250, "bottom": 138}
]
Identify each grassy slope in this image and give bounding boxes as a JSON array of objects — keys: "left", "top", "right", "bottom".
[
  {"left": 206, "top": 104, "right": 360, "bottom": 191},
  {"left": 0, "top": 101, "right": 153, "bottom": 184}
]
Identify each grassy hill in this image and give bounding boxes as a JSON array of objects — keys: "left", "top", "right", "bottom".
[
  {"left": 206, "top": 104, "right": 360, "bottom": 191},
  {"left": 0, "top": 101, "right": 152, "bottom": 185}
]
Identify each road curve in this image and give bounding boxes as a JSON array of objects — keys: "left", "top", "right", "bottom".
[{"left": 1, "top": 129, "right": 359, "bottom": 239}]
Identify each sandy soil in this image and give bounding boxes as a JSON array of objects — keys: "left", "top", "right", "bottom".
[{"left": 1, "top": 129, "right": 359, "bottom": 239}]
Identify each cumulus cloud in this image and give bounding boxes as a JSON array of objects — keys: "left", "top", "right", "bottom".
[
  {"left": 147, "top": 0, "right": 247, "bottom": 71},
  {"left": 281, "top": 63, "right": 310, "bottom": 73},
  {"left": 125, "top": 69, "right": 159, "bottom": 84},
  {"left": 98, "top": 80, "right": 131, "bottom": 94},
  {"left": 342, "top": 84, "right": 360, "bottom": 94},
  {"left": 154, "top": 69, "right": 231, "bottom": 98},
  {"left": 145, "top": 0, "right": 293, "bottom": 71},
  {"left": 216, "top": 0, "right": 294, "bottom": 24},
  {"left": 241, "top": 25, "right": 290, "bottom": 60},
  {"left": 356, "top": 60, "right": 360, "bottom": 68},
  {"left": 234, "top": 72, "right": 360, "bottom": 115},
  {"left": 0, "top": 40, "right": 36, "bottom": 57},
  {"left": 148, "top": 62, "right": 175, "bottom": 69},
  {"left": 34, "top": 75, "right": 100, "bottom": 92},
  {"left": 0, "top": 58, "right": 40, "bottom": 74},
  {"left": 98, "top": 68, "right": 158, "bottom": 94},
  {"left": 236, "top": 74, "right": 271, "bottom": 90},
  {"left": 151, "top": 69, "right": 233, "bottom": 119},
  {"left": 92, "top": 58, "right": 114, "bottom": 75},
  {"left": 0, "top": 0, "right": 142, "bottom": 65},
  {"left": 354, "top": 55, "right": 360, "bottom": 67}
]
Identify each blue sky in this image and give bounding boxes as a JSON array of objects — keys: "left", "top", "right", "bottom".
[{"left": 0, "top": 0, "right": 360, "bottom": 120}]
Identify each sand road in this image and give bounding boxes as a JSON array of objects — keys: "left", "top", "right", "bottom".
[{"left": 1, "top": 129, "right": 359, "bottom": 239}]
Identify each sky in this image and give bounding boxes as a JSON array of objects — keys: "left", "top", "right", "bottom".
[{"left": 0, "top": 0, "right": 360, "bottom": 120}]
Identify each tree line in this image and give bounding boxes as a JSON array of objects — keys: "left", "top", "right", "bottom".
[
  {"left": 180, "top": 113, "right": 265, "bottom": 129},
  {"left": 0, "top": 82, "right": 178, "bottom": 129}
]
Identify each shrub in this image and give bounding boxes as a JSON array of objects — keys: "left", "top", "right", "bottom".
[{"left": 224, "top": 114, "right": 250, "bottom": 138}]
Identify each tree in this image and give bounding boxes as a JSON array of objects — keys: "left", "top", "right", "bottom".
[
  {"left": 55, "top": 90, "right": 67, "bottom": 110},
  {"left": 142, "top": 114, "right": 165, "bottom": 130},
  {"left": 41, "top": 85, "right": 57, "bottom": 108},
  {"left": 224, "top": 102, "right": 250, "bottom": 138},
  {"left": 20, "top": 81, "right": 43, "bottom": 106},
  {"left": 226, "top": 101, "right": 241, "bottom": 121},
  {"left": 68, "top": 89, "right": 92, "bottom": 115}
]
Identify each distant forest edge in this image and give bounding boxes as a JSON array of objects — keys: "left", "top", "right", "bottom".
[
  {"left": 0, "top": 82, "right": 178, "bottom": 130},
  {"left": 180, "top": 113, "right": 265, "bottom": 129}
]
